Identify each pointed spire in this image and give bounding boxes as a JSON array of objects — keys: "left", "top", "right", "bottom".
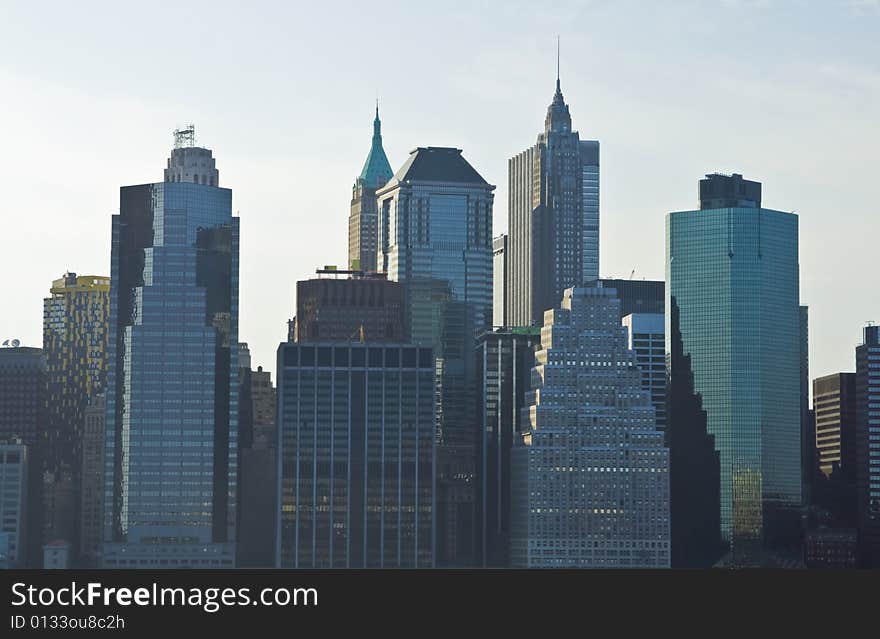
[
  {"left": 545, "top": 37, "right": 572, "bottom": 134},
  {"left": 373, "top": 97, "right": 381, "bottom": 137},
  {"left": 556, "top": 35, "right": 561, "bottom": 93},
  {"left": 359, "top": 100, "right": 393, "bottom": 188}
]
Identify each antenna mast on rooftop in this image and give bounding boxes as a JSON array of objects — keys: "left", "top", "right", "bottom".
[{"left": 174, "top": 124, "right": 196, "bottom": 149}]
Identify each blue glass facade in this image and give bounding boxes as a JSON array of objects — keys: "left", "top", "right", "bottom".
[
  {"left": 103, "top": 169, "right": 239, "bottom": 568},
  {"left": 666, "top": 205, "right": 800, "bottom": 564}
]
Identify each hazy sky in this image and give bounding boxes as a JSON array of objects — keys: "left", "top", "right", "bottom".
[{"left": 1, "top": 0, "right": 877, "bottom": 386}]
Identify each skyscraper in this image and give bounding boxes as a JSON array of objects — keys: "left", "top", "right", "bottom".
[
  {"left": 621, "top": 313, "right": 667, "bottom": 431},
  {"left": 813, "top": 373, "right": 857, "bottom": 481},
  {"left": 0, "top": 345, "right": 46, "bottom": 566},
  {"left": 0, "top": 438, "right": 28, "bottom": 568},
  {"left": 377, "top": 145, "right": 494, "bottom": 566},
  {"left": 507, "top": 66, "right": 600, "bottom": 327},
  {"left": 378, "top": 146, "right": 494, "bottom": 332},
  {"left": 855, "top": 324, "right": 880, "bottom": 567},
  {"left": 236, "top": 345, "right": 276, "bottom": 568},
  {"left": 293, "top": 270, "right": 405, "bottom": 343},
  {"left": 581, "top": 140, "right": 600, "bottom": 283},
  {"left": 493, "top": 234, "right": 507, "bottom": 328},
  {"left": 276, "top": 342, "right": 435, "bottom": 568},
  {"left": 510, "top": 286, "right": 670, "bottom": 568},
  {"left": 79, "top": 394, "right": 105, "bottom": 566},
  {"left": 103, "top": 127, "right": 239, "bottom": 568},
  {"left": 667, "top": 173, "right": 801, "bottom": 566},
  {"left": 42, "top": 271, "right": 110, "bottom": 551},
  {"left": 800, "top": 305, "right": 812, "bottom": 507},
  {"left": 349, "top": 104, "right": 393, "bottom": 272},
  {"left": 475, "top": 327, "right": 540, "bottom": 567}
]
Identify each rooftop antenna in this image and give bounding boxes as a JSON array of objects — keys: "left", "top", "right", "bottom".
[
  {"left": 174, "top": 124, "right": 196, "bottom": 149},
  {"left": 556, "top": 35, "right": 561, "bottom": 91},
  {"left": 629, "top": 269, "right": 635, "bottom": 280}
]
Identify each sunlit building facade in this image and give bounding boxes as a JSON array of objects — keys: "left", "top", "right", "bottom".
[
  {"left": 43, "top": 271, "right": 110, "bottom": 551},
  {"left": 511, "top": 286, "right": 670, "bottom": 568}
]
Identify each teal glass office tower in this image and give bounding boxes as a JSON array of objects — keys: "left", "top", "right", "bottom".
[
  {"left": 103, "top": 130, "right": 239, "bottom": 568},
  {"left": 666, "top": 174, "right": 801, "bottom": 566}
]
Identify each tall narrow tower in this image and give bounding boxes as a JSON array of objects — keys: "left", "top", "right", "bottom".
[
  {"left": 103, "top": 127, "right": 239, "bottom": 568},
  {"left": 42, "top": 272, "right": 110, "bottom": 552},
  {"left": 349, "top": 104, "right": 393, "bottom": 272},
  {"left": 667, "top": 173, "right": 801, "bottom": 566},
  {"left": 507, "top": 50, "right": 600, "bottom": 327}
]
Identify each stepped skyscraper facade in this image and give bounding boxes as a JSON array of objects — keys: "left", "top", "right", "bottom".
[
  {"left": 507, "top": 66, "right": 600, "bottom": 327},
  {"left": 349, "top": 104, "right": 393, "bottom": 272},
  {"left": 103, "top": 127, "right": 239, "bottom": 568},
  {"left": 510, "top": 286, "right": 670, "bottom": 568}
]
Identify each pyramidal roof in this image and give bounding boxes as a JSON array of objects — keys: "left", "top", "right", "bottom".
[
  {"left": 358, "top": 104, "right": 393, "bottom": 188},
  {"left": 385, "top": 146, "right": 490, "bottom": 188}
]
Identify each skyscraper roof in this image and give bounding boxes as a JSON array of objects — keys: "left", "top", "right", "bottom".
[
  {"left": 386, "top": 146, "right": 490, "bottom": 187},
  {"left": 358, "top": 103, "right": 393, "bottom": 189}
]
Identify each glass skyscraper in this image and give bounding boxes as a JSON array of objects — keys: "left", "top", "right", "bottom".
[
  {"left": 378, "top": 146, "right": 494, "bottom": 332},
  {"left": 102, "top": 129, "right": 239, "bottom": 568},
  {"left": 377, "top": 146, "right": 493, "bottom": 566},
  {"left": 666, "top": 173, "right": 801, "bottom": 566},
  {"left": 276, "top": 343, "right": 435, "bottom": 568}
]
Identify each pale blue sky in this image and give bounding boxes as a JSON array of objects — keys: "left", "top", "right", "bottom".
[{"left": 1, "top": 0, "right": 877, "bottom": 386}]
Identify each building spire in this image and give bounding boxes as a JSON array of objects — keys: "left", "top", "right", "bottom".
[
  {"left": 373, "top": 97, "right": 381, "bottom": 137},
  {"left": 545, "top": 36, "right": 572, "bottom": 134},
  {"left": 556, "top": 35, "right": 561, "bottom": 93},
  {"left": 359, "top": 100, "right": 393, "bottom": 188}
]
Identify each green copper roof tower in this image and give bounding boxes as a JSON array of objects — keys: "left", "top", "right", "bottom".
[{"left": 349, "top": 102, "right": 393, "bottom": 271}]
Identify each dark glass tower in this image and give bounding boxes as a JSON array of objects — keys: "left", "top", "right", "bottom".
[
  {"left": 0, "top": 346, "right": 46, "bottom": 567},
  {"left": 276, "top": 343, "right": 435, "bottom": 568},
  {"left": 475, "top": 327, "right": 540, "bottom": 567},
  {"left": 102, "top": 128, "right": 239, "bottom": 568},
  {"left": 597, "top": 279, "right": 665, "bottom": 318},
  {"left": 348, "top": 104, "right": 393, "bottom": 272}
]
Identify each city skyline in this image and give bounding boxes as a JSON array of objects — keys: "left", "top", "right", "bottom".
[{"left": 2, "top": 0, "right": 879, "bottom": 393}]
